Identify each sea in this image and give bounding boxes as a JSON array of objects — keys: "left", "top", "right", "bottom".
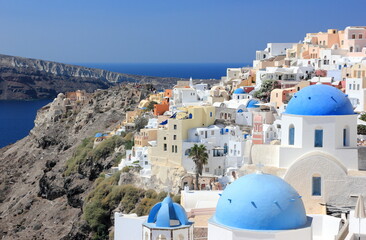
[{"left": 0, "top": 62, "right": 247, "bottom": 148}]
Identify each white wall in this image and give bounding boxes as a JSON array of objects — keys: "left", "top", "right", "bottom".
[
  {"left": 114, "top": 213, "right": 147, "bottom": 240},
  {"left": 208, "top": 218, "right": 312, "bottom": 240},
  {"left": 280, "top": 114, "right": 358, "bottom": 170}
]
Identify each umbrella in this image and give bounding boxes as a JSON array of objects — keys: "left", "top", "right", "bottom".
[{"left": 355, "top": 195, "right": 366, "bottom": 240}]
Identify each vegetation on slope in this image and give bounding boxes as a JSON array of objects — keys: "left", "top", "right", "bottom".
[
  {"left": 83, "top": 172, "right": 180, "bottom": 240},
  {"left": 64, "top": 135, "right": 132, "bottom": 176}
]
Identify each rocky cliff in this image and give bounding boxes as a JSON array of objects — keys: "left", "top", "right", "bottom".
[
  {"left": 0, "top": 54, "right": 187, "bottom": 100},
  {"left": 0, "top": 84, "right": 151, "bottom": 239}
]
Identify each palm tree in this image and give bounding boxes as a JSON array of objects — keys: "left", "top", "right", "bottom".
[{"left": 188, "top": 144, "right": 208, "bottom": 190}]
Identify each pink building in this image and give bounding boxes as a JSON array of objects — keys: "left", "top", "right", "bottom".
[{"left": 343, "top": 26, "right": 366, "bottom": 56}]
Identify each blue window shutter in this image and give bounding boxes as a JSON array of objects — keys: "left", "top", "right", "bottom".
[
  {"left": 314, "top": 130, "right": 323, "bottom": 147},
  {"left": 289, "top": 127, "right": 295, "bottom": 145}
]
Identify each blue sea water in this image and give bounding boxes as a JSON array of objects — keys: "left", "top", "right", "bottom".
[
  {"left": 0, "top": 99, "right": 52, "bottom": 148},
  {"left": 0, "top": 63, "right": 249, "bottom": 148}
]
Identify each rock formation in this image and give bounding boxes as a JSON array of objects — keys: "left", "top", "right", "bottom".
[
  {"left": 0, "top": 84, "right": 147, "bottom": 239},
  {"left": 0, "top": 54, "right": 187, "bottom": 100}
]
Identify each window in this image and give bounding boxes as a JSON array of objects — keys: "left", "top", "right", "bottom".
[
  {"left": 349, "top": 84, "right": 352, "bottom": 90},
  {"left": 164, "top": 144, "right": 167, "bottom": 151},
  {"left": 289, "top": 125, "right": 295, "bottom": 145},
  {"left": 164, "top": 137, "right": 166, "bottom": 140},
  {"left": 357, "top": 84, "right": 360, "bottom": 90},
  {"left": 314, "top": 129, "right": 323, "bottom": 147},
  {"left": 343, "top": 128, "right": 349, "bottom": 147},
  {"left": 174, "top": 124, "right": 177, "bottom": 130},
  {"left": 185, "top": 149, "right": 191, "bottom": 156},
  {"left": 175, "top": 145, "right": 178, "bottom": 153},
  {"left": 312, "top": 175, "right": 321, "bottom": 196},
  {"left": 210, "top": 112, "right": 213, "bottom": 117},
  {"left": 352, "top": 34, "right": 356, "bottom": 39},
  {"left": 205, "top": 167, "right": 209, "bottom": 173},
  {"left": 211, "top": 130, "right": 214, "bottom": 135},
  {"left": 157, "top": 235, "right": 167, "bottom": 240},
  {"left": 173, "top": 135, "right": 176, "bottom": 140},
  {"left": 341, "top": 40, "right": 344, "bottom": 45},
  {"left": 172, "top": 145, "right": 174, "bottom": 152},
  {"left": 359, "top": 34, "right": 363, "bottom": 39}
]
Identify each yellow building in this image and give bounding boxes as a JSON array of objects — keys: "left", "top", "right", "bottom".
[
  {"left": 149, "top": 105, "right": 216, "bottom": 170},
  {"left": 149, "top": 92, "right": 165, "bottom": 103},
  {"left": 342, "top": 63, "right": 366, "bottom": 79},
  {"left": 134, "top": 128, "right": 157, "bottom": 147},
  {"left": 123, "top": 109, "right": 143, "bottom": 125}
]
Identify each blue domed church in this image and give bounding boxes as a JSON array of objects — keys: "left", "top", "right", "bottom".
[
  {"left": 250, "top": 84, "right": 366, "bottom": 214},
  {"left": 143, "top": 196, "right": 193, "bottom": 240},
  {"left": 208, "top": 173, "right": 312, "bottom": 240}
]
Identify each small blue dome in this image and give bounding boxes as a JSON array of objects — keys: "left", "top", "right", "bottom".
[
  {"left": 233, "top": 88, "right": 246, "bottom": 94},
  {"left": 247, "top": 99, "right": 260, "bottom": 108},
  {"left": 146, "top": 196, "right": 190, "bottom": 228},
  {"left": 285, "top": 85, "right": 354, "bottom": 116},
  {"left": 213, "top": 174, "right": 307, "bottom": 230}
]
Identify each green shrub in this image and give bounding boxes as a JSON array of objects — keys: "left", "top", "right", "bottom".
[
  {"left": 121, "top": 166, "right": 130, "bottom": 173},
  {"left": 64, "top": 137, "right": 93, "bottom": 176},
  {"left": 83, "top": 172, "right": 175, "bottom": 239},
  {"left": 360, "top": 113, "right": 366, "bottom": 122},
  {"left": 358, "top": 124, "right": 366, "bottom": 135},
  {"left": 135, "top": 198, "right": 159, "bottom": 216},
  {"left": 64, "top": 135, "right": 126, "bottom": 176},
  {"left": 124, "top": 132, "right": 134, "bottom": 141},
  {"left": 134, "top": 116, "right": 148, "bottom": 131}
]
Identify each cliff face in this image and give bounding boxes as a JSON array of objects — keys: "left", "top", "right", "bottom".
[
  {"left": 0, "top": 84, "right": 148, "bottom": 239},
  {"left": 0, "top": 54, "right": 186, "bottom": 100}
]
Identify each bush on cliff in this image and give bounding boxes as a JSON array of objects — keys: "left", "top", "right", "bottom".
[
  {"left": 83, "top": 173, "right": 179, "bottom": 240},
  {"left": 64, "top": 135, "right": 126, "bottom": 176}
]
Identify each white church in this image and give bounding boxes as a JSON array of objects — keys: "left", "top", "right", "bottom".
[{"left": 250, "top": 84, "right": 366, "bottom": 213}]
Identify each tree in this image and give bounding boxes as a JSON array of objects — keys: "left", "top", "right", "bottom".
[
  {"left": 360, "top": 113, "right": 366, "bottom": 122},
  {"left": 188, "top": 144, "right": 208, "bottom": 190},
  {"left": 134, "top": 116, "right": 148, "bottom": 131},
  {"left": 253, "top": 80, "right": 280, "bottom": 102},
  {"left": 358, "top": 125, "right": 366, "bottom": 135},
  {"left": 147, "top": 101, "right": 158, "bottom": 111}
]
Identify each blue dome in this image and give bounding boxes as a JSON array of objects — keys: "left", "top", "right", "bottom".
[
  {"left": 247, "top": 99, "right": 260, "bottom": 108},
  {"left": 146, "top": 196, "right": 190, "bottom": 228},
  {"left": 213, "top": 173, "right": 307, "bottom": 230},
  {"left": 234, "top": 88, "right": 246, "bottom": 94},
  {"left": 285, "top": 85, "right": 354, "bottom": 116}
]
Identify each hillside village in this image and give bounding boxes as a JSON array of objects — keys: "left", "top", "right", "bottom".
[{"left": 61, "top": 26, "right": 366, "bottom": 240}]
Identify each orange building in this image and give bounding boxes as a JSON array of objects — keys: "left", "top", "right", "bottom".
[{"left": 153, "top": 89, "right": 172, "bottom": 116}]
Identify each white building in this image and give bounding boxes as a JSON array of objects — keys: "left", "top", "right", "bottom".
[
  {"left": 181, "top": 125, "right": 250, "bottom": 177},
  {"left": 250, "top": 84, "right": 366, "bottom": 214},
  {"left": 253, "top": 43, "right": 296, "bottom": 68},
  {"left": 345, "top": 77, "right": 366, "bottom": 112},
  {"left": 118, "top": 146, "right": 151, "bottom": 177}
]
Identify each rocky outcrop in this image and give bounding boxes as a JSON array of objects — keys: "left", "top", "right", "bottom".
[
  {"left": 0, "top": 84, "right": 147, "bottom": 239},
  {"left": 0, "top": 54, "right": 192, "bottom": 100}
]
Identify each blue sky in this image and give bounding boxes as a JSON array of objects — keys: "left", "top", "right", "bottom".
[{"left": 0, "top": 0, "right": 365, "bottom": 63}]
